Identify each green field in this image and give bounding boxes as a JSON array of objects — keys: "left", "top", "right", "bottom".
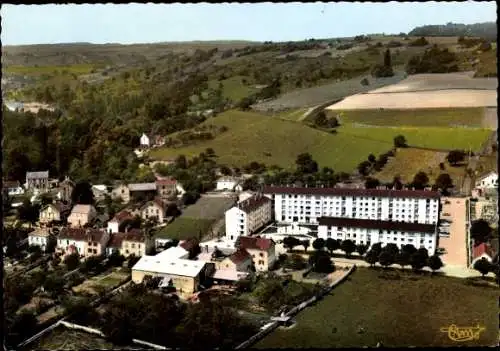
[
  {"left": 4, "top": 64, "right": 98, "bottom": 76},
  {"left": 256, "top": 268, "right": 498, "bottom": 348},
  {"left": 155, "top": 217, "right": 215, "bottom": 240},
  {"left": 150, "top": 110, "right": 393, "bottom": 172},
  {"left": 332, "top": 107, "right": 486, "bottom": 128},
  {"left": 275, "top": 108, "right": 310, "bottom": 121},
  {"left": 149, "top": 110, "right": 491, "bottom": 172},
  {"left": 207, "top": 75, "right": 260, "bottom": 101},
  {"left": 338, "top": 124, "right": 491, "bottom": 152}
]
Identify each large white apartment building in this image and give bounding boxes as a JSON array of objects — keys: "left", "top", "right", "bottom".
[
  {"left": 225, "top": 194, "right": 272, "bottom": 241},
  {"left": 317, "top": 217, "right": 437, "bottom": 253},
  {"left": 263, "top": 186, "right": 440, "bottom": 225}
]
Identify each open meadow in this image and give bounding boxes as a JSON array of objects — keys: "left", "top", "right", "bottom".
[
  {"left": 150, "top": 110, "right": 394, "bottom": 172},
  {"left": 207, "top": 75, "right": 260, "bottom": 102},
  {"left": 331, "top": 107, "right": 486, "bottom": 128},
  {"left": 255, "top": 268, "right": 499, "bottom": 348},
  {"left": 155, "top": 217, "right": 215, "bottom": 240},
  {"left": 337, "top": 124, "right": 491, "bottom": 152}
]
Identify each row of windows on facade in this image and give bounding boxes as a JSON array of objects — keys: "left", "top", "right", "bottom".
[
  {"left": 280, "top": 194, "right": 435, "bottom": 202},
  {"left": 327, "top": 232, "right": 433, "bottom": 243}
]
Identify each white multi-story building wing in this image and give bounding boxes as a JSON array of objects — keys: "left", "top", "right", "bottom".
[
  {"left": 263, "top": 186, "right": 440, "bottom": 225},
  {"left": 317, "top": 217, "right": 437, "bottom": 253},
  {"left": 225, "top": 194, "right": 272, "bottom": 241}
]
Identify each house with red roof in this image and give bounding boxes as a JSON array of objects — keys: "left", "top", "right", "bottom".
[
  {"left": 156, "top": 177, "right": 178, "bottom": 199},
  {"left": 140, "top": 197, "right": 168, "bottom": 223},
  {"left": 107, "top": 210, "right": 135, "bottom": 233},
  {"left": 471, "top": 242, "right": 494, "bottom": 265},
  {"left": 238, "top": 236, "right": 276, "bottom": 272}
]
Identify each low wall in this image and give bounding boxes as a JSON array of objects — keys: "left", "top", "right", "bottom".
[{"left": 235, "top": 265, "right": 357, "bottom": 349}]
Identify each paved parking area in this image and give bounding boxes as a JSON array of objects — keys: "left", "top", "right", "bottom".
[{"left": 437, "top": 197, "right": 468, "bottom": 267}]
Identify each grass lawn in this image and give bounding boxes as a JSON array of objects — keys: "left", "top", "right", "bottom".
[
  {"left": 374, "top": 148, "right": 467, "bottom": 186},
  {"left": 182, "top": 197, "right": 235, "bottom": 219},
  {"left": 338, "top": 124, "right": 491, "bottom": 152},
  {"left": 207, "top": 75, "right": 259, "bottom": 101},
  {"left": 155, "top": 217, "right": 215, "bottom": 240},
  {"left": 332, "top": 107, "right": 485, "bottom": 128},
  {"left": 4, "top": 64, "right": 97, "bottom": 76},
  {"left": 150, "top": 110, "right": 394, "bottom": 173},
  {"left": 256, "top": 268, "right": 498, "bottom": 348}
]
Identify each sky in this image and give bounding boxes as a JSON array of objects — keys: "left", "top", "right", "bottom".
[{"left": 1, "top": 2, "right": 497, "bottom": 45}]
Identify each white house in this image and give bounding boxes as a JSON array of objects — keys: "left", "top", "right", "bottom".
[
  {"left": 475, "top": 171, "right": 498, "bottom": 190},
  {"left": 67, "top": 204, "right": 97, "bottom": 228},
  {"left": 140, "top": 133, "right": 151, "bottom": 148},
  {"left": 3, "top": 181, "right": 24, "bottom": 196},
  {"left": 225, "top": 194, "right": 272, "bottom": 241},
  {"left": 216, "top": 176, "right": 243, "bottom": 192},
  {"left": 57, "top": 228, "right": 87, "bottom": 257},
  {"left": 107, "top": 210, "right": 134, "bottom": 234},
  {"left": 317, "top": 217, "right": 438, "bottom": 254},
  {"left": 28, "top": 228, "right": 51, "bottom": 251},
  {"left": 263, "top": 186, "right": 440, "bottom": 225}
]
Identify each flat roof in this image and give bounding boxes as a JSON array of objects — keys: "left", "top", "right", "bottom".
[{"left": 133, "top": 256, "right": 206, "bottom": 278}]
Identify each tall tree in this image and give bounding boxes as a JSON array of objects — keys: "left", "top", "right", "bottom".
[
  {"left": 340, "top": 239, "right": 356, "bottom": 257},
  {"left": 470, "top": 219, "right": 492, "bottom": 244},
  {"left": 325, "top": 237, "right": 340, "bottom": 255},
  {"left": 411, "top": 171, "right": 430, "bottom": 190},
  {"left": 427, "top": 255, "right": 444, "bottom": 274},
  {"left": 473, "top": 258, "right": 491, "bottom": 277},
  {"left": 393, "top": 135, "right": 408, "bottom": 148},
  {"left": 384, "top": 49, "right": 392, "bottom": 67},
  {"left": 312, "top": 238, "right": 325, "bottom": 251},
  {"left": 71, "top": 181, "right": 95, "bottom": 205}
]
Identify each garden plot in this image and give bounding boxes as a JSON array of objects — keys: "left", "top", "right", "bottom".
[{"left": 72, "top": 269, "right": 129, "bottom": 296}]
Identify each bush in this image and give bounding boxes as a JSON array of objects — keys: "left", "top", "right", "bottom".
[{"left": 409, "top": 36, "right": 429, "bottom": 47}]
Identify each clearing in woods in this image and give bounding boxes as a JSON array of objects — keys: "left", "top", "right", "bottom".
[{"left": 255, "top": 268, "right": 498, "bottom": 348}]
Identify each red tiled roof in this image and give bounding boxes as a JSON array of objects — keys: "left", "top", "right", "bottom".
[
  {"left": 239, "top": 236, "right": 274, "bottom": 251},
  {"left": 108, "top": 234, "right": 125, "bottom": 248},
  {"left": 59, "top": 228, "right": 87, "bottom": 241},
  {"left": 86, "top": 229, "right": 107, "bottom": 242},
  {"left": 473, "top": 243, "right": 493, "bottom": 259},
  {"left": 111, "top": 210, "right": 134, "bottom": 222},
  {"left": 263, "top": 186, "right": 440, "bottom": 199},
  {"left": 317, "top": 217, "right": 436, "bottom": 233},
  {"left": 229, "top": 248, "right": 252, "bottom": 264},
  {"left": 122, "top": 229, "right": 146, "bottom": 242},
  {"left": 238, "top": 194, "right": 271, "bottom": 214},
  {"left": 156, "top": 177, "right": 177, "bottom": 186}
]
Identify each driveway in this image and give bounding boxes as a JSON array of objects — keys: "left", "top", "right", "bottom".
[{"left": 438, "top": 197, "right": 469, "bottom": 267}]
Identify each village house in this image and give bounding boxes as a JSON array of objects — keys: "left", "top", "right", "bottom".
[
  {"left": 58, "top": 177, "right": 75, "bottom": 203},
  {"left": 3, "top": 180, "right": 24, "bottom": 196},
  {"left": 107, "top": 210, "right": 135, "bottom": 233},
  {"left": 121, "top": 229, "right": 154, "bottom": 257},
  {"left": 225, "top": 194, "right": 273, "bottom": 241},
  {"left": 92, "top": 184, "right": 109, "bottom": 202},
  {"left": 26, "top": 171, "right": 49, "bottom": 192},
  {"left": 132, "top": 250, "right": 210, "bottom": 297},
  {"left": 141, "top": 198, "right": 168, "bottom": 223},
  {"left": 216, "top": 176, "right": 244, "bottom": 192},
  {"left": 128, "top": 183, "right": 157, "bottom": 201},
  {"left": 85, "top": 229, "right": 110, "bottom": 257},
  {"left": 475, "top": 171, "right": 498, "bottom": 189},
  {"left": 28, "top": 228, "right": 52, "bottom": 251},
  {"left": 67, "top": 204, "right": 97, "bottom": 228},
  {"left": 111, "top": 183, "right": 130, "bottom": 203},
  {"left": 156, "top": 177, "right": 178, "bottom": 199},
  {"left": 238, "top": 236, "right": 276, "bottom": 272},
  {"left": 57, "top": 228, "right": 87, "bottom": 257},
  {"left": 39, "top": 202, "right": 71, "bottom": 226},
  {"left": 140, "top": 133, "right": 150, "bottom": 148},
  {"left": 106, "top": 234, "right": 124, "bottom": 256}
]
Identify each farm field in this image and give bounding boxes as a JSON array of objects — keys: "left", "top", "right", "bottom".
[
  {"left": 373, "top": 148, "right": 467, "bottom": 186},
  {"left": 155, "top": 217, "right": 215, "bottom": 240},
  {"left": 337, "top": 124, "right": 491, "bottom": 152},
  {"left": 207, "top": 75, "right": 260, "bottom": 101},
  {"left": 274, "top": 108, "right": 310, "bottom": 121},
  {"left": 149, "top": 110, "right": 394, "bottom": 172},
  {"left": 253, "top": 71, "right": 406, "bottom": 111},
  {"left": 256, "top": 268, "right": 499, "bottom": 348},
  {"left": 331, "top": 107, "right": 486, "bottom": 128},
  {"left": 72, "top": 268, "right": 129, "bottom": 296}
]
